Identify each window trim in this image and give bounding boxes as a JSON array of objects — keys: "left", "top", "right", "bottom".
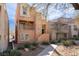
[
  {"left": 21, "top": 6, "right": 27, "bottom": 16},
  {"left": 25, "top": 34, "right": 28, "bottom": 40}
]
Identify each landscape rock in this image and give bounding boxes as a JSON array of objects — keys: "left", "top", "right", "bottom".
[{"left": 24, "top": 48, "right": 29, "bottom": 52}]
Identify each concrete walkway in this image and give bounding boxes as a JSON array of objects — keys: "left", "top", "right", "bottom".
[{"left": 37, "top": 44, "right": 57, "bottom": 56}]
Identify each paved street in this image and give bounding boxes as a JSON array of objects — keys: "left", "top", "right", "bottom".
[{"left": 37, "top": 44, "right": 57, "bottom": 56}]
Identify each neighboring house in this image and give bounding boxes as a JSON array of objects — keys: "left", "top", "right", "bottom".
[
  {"left": 67, "top": 21, "right": 79, "bottom": 38},
  {"left": 0, "top": 4, "right": 9, "bottom": 52},
  {"left": 48, "top": 17, "right": 79, "bottom": 41},
  {"left": 48, "top": 18, "right": 70, "bottom": 41},
  {"left": 69, "top": 18, "right": 79, "bottom": 38},
  {"left": 15, "top": 4, "right": 49, "bottom": 44}
]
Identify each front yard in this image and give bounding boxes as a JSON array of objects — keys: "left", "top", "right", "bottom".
[
  {"left": 51, "top": 37, "right": 79, "bottom": 56},
  {"left": 1, "top": 37, "right": 79, "bottom": 56},
  {"left": 19, "top": 45, "right": 44, "bottom": 56},
  {"left": 0, "top": 42, "right": 49, "bottom": 56}
]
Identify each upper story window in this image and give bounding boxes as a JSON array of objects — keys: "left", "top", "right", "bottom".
[
  {"left": 22, "top": 6, "right": 27, "bottom": 16},
  {"left": 19, "top": 21, "right": 34, "bottom": 30},
  {"left": 42, "top": 25, "right": 46, "bottom": 34},
  {"left": 20, "top": 5, "right": 28, "bottom": 16},
  {"left": 74, "top": 25, "right": 77, "bottom": 31}
]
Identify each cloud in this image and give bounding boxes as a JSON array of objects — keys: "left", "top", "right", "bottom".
[
  {"left": 63, "top": 7, "right": 76, "bottom": 18},
  {"left": 47, "top": 9, "right": 63, "bottom": 20}
]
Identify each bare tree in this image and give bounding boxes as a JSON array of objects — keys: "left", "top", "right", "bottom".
[{"left": 29, "top": 3, "right": 75, "bottom": 20}]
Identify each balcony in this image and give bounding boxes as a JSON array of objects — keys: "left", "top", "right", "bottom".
[
  {"left": 19, "top": 21, "right": 34, "bottom": 30},
  {"left": 18, "top": 16, "right": 35, "bottom": 22}
]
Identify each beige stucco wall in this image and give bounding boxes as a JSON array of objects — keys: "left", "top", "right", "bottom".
[
  {"left": 48, "top": 19, "right": 70, "bottom": 41},
  {"left": 68, "top": 20, "right": 79, "bottom": 37},
  {"left": 51, "top": 30, "right": 56, "bottom": 40},
  {"left": 15, "top": 4, "right": 49, "bottom": 44},
  {"left": 0, "top": 4, "right": 9, "bottom": 52},
  {"left": 35, "top": 13, "right": 49, "bottom": 43}
]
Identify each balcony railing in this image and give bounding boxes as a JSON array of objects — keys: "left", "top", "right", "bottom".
[
  {"left": 19, "top": 22, "right": 34, "bottom": 30},
  {"left": 18, "top": 16, "right": 35, "bottom": 22}
]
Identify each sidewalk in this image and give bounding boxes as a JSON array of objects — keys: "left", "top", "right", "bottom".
[{"left": 37, "top": 44, "right": 57, "bottom": 56}]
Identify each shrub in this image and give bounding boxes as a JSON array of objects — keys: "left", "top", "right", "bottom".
[
  {"left": 42, "top": 42, "right": 50, "bottom": 45},
  {"left": 32, "top": 42, "right": 38, "bottom": 46},
  {"left": 2, "top": 52, "right": 9, "bottom": 56},
  {"left": 0, "top": 49, "right": 21, "bottom": 56},
  {"left": 9, "top": 49, "right": 21, "bottom": 56},
  {"left": 0, "top": 52, "right": 3, "bottom": 56},
  {"left": 72, "top": 35, "right": 79, "bottom": 40},
  {"left": 50, "top": 39, "right": 62, "bottom": 44},
  {"left": 24, "top": 44, "right": 33, "bottom": 48},
  {"left": 62, "top": 40, "right": 73, "bottom": 46},
  {"left": 74, "top": 37, "right": 79, "bottom": 40},
  {"left": 17, "top": 45, "right": 25, "bottom": 50},
  {"left": 50, "top": 40, "right": 57, "bottom": 44},
  {"left": 5, "top": 48, "right": 11, "bottom": 53},
  {"left": 0, "top": 48, "right": 12, "bottom": 56}
]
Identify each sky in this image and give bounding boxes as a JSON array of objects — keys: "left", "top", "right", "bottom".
[
  {"left": 6, "top": 3, "right": 77, "bottom": 32},
  {"left": 6, "top": 3, "right": 17, "bottom": 32}
]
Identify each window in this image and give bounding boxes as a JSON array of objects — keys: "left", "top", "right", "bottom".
[
  {"left": 73, "top": 35, "right": 77, "bottom": 38},
  {"left": 20, "top": 33, "right": 25, "bottom": 40},
  {"left": 74, "top": 25, "right": 77, "bottom": 31},
  {"left": 19, "top": 22, "right": 34, "bottom": 30},
  {"left": 20, "top": 33, "right": 29, "bottom": 40},
  {"left": 22, "top": 6, "right": 27, "bottom": 15},
  {"left": 19, "top": 23, "right": 26, "bottom": 29},
  {"left": 69, "top": 25, "right": 71, "bottom": 29},
  {"left": 42, "top": 25, "right": 46, "bottom": 34},
  {"left": 23, "top": 23, "right": 26, "bottom": 29},
  {"left": 25, "top": 34, "right": 28, "bottom": 40},
  {"left": 63, "top": 33, "right": 67, "bottom": 38}
]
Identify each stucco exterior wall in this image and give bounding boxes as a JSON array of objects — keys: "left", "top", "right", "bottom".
[
  {"left": 68, "top": 22, "right": 79, "bottom": 37},
  {"left": 0, "top": 4, "right": 9, "bottom": 52},
  {"left": 15, "top": 4, "right": 49, "bottom": 44},
  {"left": 35, "top": 13, "right": 49, "bottom": 43}
]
